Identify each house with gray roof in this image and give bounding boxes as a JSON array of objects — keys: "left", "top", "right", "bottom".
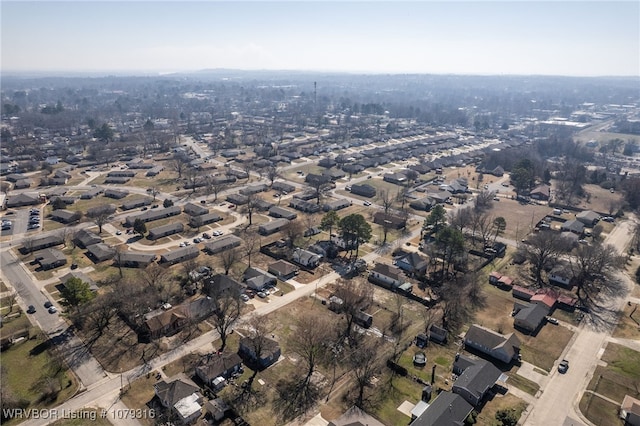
[
  {"left": 85, "top": 243, "right": 116, "bottom": 263},
  {"left": 189, "top": 212, "right": 222, "bottom": 228},
  {"left": 513, "top": 301, "right": 550, "bottom": 333},
  {"left": 243, "top": 267, "right": 277, "bottom": 291},
  {"left": 292, "top": 248, "right": 322, "bottom": 268},
  {"left": 113, "top": 251, "right": 157, "bottom": 268},
  {"left": 576, "top": 210, "right": 600, "bottom": 227},
  {"left": 464, "top": 324, "right": 521, "bottom": 364},
  {"left": 259, "top": 218, "right": 290, "bottom": 235},
  {"left": 73, "top": 229, "right": 102, "bottom": 248},
  {"left": 268, "top": 260, "right": 299, "bottom": 280},
  {"left": 125, "top": 205, "right": 182, "bottom": 226},
  {"left": 203, "top": 235, "right": 242, "bottom": 254},
  {"left": 148, "top": 222, "right": 184, "bottom": 240},
  {"left": 34, "top": 248, "right": 67, "bottom": 270},
  {"left": 21, "top": 234, "right": 64, "bottom": 254},
  {"left": 268, "top": 206, "right": 297, "bottom": 220},
  {"left": 183, "top": 202, "right": 208, "bottom": 216},
  {"left": 451, "top": 357, "right": 502, "bottom": 406},
  {"left": 159, "top": 245, "right": 199, "bottom": 265},
  {"left": 6, "top": 193, "right": 40, "bottom": 208},
  {"left": 121, "top": 198, "right": 152, "bottom": 211},
  {"left": 50, "top": 209, "right": 80, "bottom": 224},
  {"left": 410, "top": 391, "right": 473, "bottom": 426}
]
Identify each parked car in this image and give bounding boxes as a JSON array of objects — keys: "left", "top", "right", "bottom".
[
  {"left": 558, "top": 359, "right": 569, "bottom": 373},
  {"left": 240, "top": 294, "right": 250, "bottom": 302},
  {"left": 257, "top": 291, "right": 267, "bottom": 298},
  {"left": 363, "top": 201, "right": 371, "bottom": 206},
  {"left": 44, "top": 301, "right": 52, "bottom": 308},
  {"left": 27, "top": 305, "right": 36, "bottom": 314},
  {"left": 193, "top": 237, "right": 202, "bottom": 243},
  {"left": 546, "top": 317, "right": 559, "bottom": 325},
  {"left": 48, "top": 306, "right": 58, "bottom": 314},
  {"left": 202, "top": 233, "right": 211, "bottom": 239}
]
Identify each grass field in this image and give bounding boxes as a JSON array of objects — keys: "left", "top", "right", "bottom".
[
  {"left": 579, "top": 392, "right": 624, "bottom": 426},
  {"left": 475, "top": 393, "right": 527, "bottom": 426},
  {"left": 1, "top": 335, "right": 79, "bottom": 425},
  {"left": 586, "top": 343, "right": 640, "bottom": 404}
]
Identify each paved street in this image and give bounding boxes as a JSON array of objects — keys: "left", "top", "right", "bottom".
[{"left": 522, "top": 216, "right": 637, "bottom": 426}]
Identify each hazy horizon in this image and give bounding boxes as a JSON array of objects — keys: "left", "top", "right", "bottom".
[{"left": 2, "top": 1, "right": 639, "bottom": 78}]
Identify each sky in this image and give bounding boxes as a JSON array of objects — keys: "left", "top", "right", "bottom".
[{"left": 1, "top": 1, "right": 639, "bottom": 77}]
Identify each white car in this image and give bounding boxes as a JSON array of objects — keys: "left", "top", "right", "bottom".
[{"left": 363, "top": 201, "right": 372, "bottom": 206}]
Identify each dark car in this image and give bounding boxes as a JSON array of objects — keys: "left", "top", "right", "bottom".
[
  {"left": 44, "top": 301, "right": 53, "bottom": 308},
  {"left": 27, "top": 305, "right": 36, "bottom": 314},
  {"left": 558, "top": 359, "right": 569, "bottom": 374}
]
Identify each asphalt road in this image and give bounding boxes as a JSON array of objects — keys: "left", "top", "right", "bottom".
[{"left": 522, "top": 216, "right": 637, "bottom": 426}]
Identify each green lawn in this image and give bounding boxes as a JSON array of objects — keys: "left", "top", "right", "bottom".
[{"left": 1, "top": 335, "right": 78, "bottom": 425}]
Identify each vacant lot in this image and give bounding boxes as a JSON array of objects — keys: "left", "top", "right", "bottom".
[
  {"left": 579, "top": 392, "right": 624, "bottom": 426},
  {"left": 613, "top": 302, "right": 640, "bottom": 339},
  {"left": 587, "top": 343, "right": 640, "bottom": 404}
]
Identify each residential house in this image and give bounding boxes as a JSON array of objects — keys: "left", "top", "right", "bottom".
[
  {"left": 451, "top": 357, "right": 502, "bottom": 406},
  {"left": 548, "top": 264, "right": 573, "bottom": 289},
  {"left": 322, "top": 198, "right": 351, "bottom": 211},
  {"left": 106, "top": 170, "right": 135, "bottom": 178},
  {"left": 621, "top": 395, "right": 640, "bottom": 426},
  {"left": 243, "top": 267, "right": 277, "bottom": 291},
  {"left": 73, "top": 229, "right": 102, "bottom": 248},
  {"left": 6, "top": 193, "right": 40, "bottom": 208},
  {"left": 189, "top": 213, "right": 222, "bottom": 228},
  {"left": 350, "top": 184, "right": 376, "bottom": 198},
  {"left": 512, "top": 285, "right": 536, "bottom": 301},
  {"left": 383, "top": 172, "right": 408, "bottom": 185},
  {"left": 576, "top": 210, "right": 600, "bottom": 227},
  {"left": 80, "top": 187, "right": 103, "bottom": 199},
  {"left": 104, "top": 176, "right": 130, "bottom": 184},
  {"left": 329, "top": 406, "right": 385, "bottom": 426},
  {"left": 272, "top": 181, "right": 296, "bottom": 194},
  {"left": 464, "top": 324, "right": 521, "bottom": 364},
  {"left": 121, "top": 198, "right": 152, "bottom": 211},
  {"left": 154, "top": 379, "right": 203, "bottom": 425},
  {"left": 195, "top": 352, "right": 243, "bottom": 390},
  {"left": 238, "top": 336, "right": 281, "bottom": 369},
  {"left": 50, "top": 209, "right": 80, "bottom": 224},
  {"left": 529, "top": 184, "right": 551, "bottom": 200},
  {"left": 203, "top": 274, "right": 245, "bottom": 299},
  {"left": 292, "top": 248, "right": 322, "bottom": 268},
  {"left": 85, "top": 243, "right": 116, "bottom": 263},
  {"left": 368, "top": 263, "right": 405, "bottom": 289},
  {"left": 513, "top": 302, "right": 549, "bottom": 333},
  {"left": 34, "top": 248, "right": 67, "bottom": 270},
  {"left": 561, "top": 219, "right": 584, "bottom": 235},
  {"left": 159, "top": 245, "right": 199, "bottom": 265},
  {"left": 59, "top": 271, "right": 99, "bottom": 292},
  {"left": 259, "top": 218, "right": 290, "bottom": 235},
  {"left": 125, "top": 206, "right": 182, "bottom": 226},
  {"left": 410, "top": 391, "right": 473, "bottom": 426},
  {"left": 226, "top": 193, "right": 249, "bottom": 205},
  {"left": 21, "top": 234, "right": 64, "bottom": 254},
  {"left": 428, "top": 324, "right": 448, "bottom": 344},
  {"left": 203, "top": 235, "right": 242, "bottom": 254},
  {"left": 240, "top": 183, "right": 268, "bottom": 195},
  {"left": 113, "top": 251, "right": 157, "bottom": 268},
  {"left": 410, "top": 197, "right": 436, "bottom": 212},
  {"left": 142, "top": 297, "right": 216, "bottom": 340},
  {"left": 183, "top": 202, "right": 208, "bottom": 216},
  {"left": 289, "top": 198, "right": 321, "bottom": 213},
  {"left": 373, "top": 211, "right": 406, "bottom": 229},
  {"left": 531, "top": 289, "right": 558, "bottom": 310},
  {"left": 268, "top": 260, "right": 299, "bottom": 280},
  {"left": 395, "top": 251, "right": 428, "bottom": 276},
  {"left": 268, "top": 206, "right": 298, "bottom": 220},
  {"left": 104, "top": 189, "right": 128, "bottom": 199},
  {"left": 148, "top": 222, "right": 184, "bottom": 240},
  {"left": 488, "top": 272, "right": 514, "bottom": 289}
]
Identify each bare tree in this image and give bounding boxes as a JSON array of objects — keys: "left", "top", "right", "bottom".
[
  {"left": 87, "top": 205, "right": 112, "bottom": 234},
  {"left": 242, "top": 193, "right": 258, "bottom": 226},
  {"left": 332, "top": 278, "right": 373, "bottom": 345},
  {"left": 185, "top": 167, "right": 201, "bottom": 194},
  {"left": 283, "top": 219, "right": 304, "bottom": 249},
  {"left": 242, "top": 314, "right": 275, "bottom": 389},
  {"left": 569, "top": 242, "right": 625, "bottom": 304},
  {"left": 520, "top": 231, "right": 571, "bottom": 286},
  {"left": 204, "top": 176, "right": 227, "bottom": 202},
  {"left": 220, "top": 247, "right": 240, "bottom": 275},
  {"left": 241, "top": 230, "right": 259, "bottom": 268},
  {"left": 289, "top": 311, "right": 332, "bottom": 387},
  {"left": 266, "top": 165, "right": 281, "bottom": 187},
  {"left": 347, "top": 339, "right": 383, "bottom": 409},
  {"left": 210, "top": 292, "right": 242, "bottom": 352},
  {"left": 170, "top": 155, "right": 188, "bottom": 180},
  {"left": 141, "top": 263, "right": 169, "bottom": 292}
]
